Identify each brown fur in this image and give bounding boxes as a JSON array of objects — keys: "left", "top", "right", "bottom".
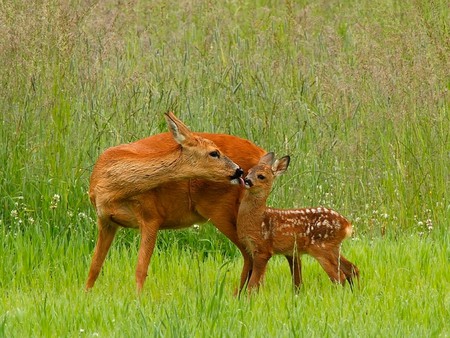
[
  {"left": 86, "top": 112, "right": 266, "bottom": 292},
  {"left": 237, "top": 153, "right": 360, "bottom": 293}
]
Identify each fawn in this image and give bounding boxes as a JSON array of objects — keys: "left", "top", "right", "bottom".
[{"left": 237, "top": 152, "right": 360, "bottom": 292}]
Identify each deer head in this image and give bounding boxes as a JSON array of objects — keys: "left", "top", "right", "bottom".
[
  {"left": 243, "top": 152, "right": 290, "bottom": 193},
  {"left": 165, "top": 112, "right": 244, "bottom": 184}
]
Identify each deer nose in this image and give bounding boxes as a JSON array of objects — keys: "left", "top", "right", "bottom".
[{"left": 235, "top": 168, "right": 244, "bottom": 178}]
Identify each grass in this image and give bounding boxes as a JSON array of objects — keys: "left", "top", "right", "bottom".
[
  {"left": 0, "top": 0, "right": 449, "bottom": 336},
  {"left": 0, "top": 228, "right": 449, "bottom": 337},
  {"left": 5, "top": 221, "right": 444, "bottom": 335}
]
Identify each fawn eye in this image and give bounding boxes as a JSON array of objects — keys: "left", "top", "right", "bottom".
[
  {"left": 257, "top": 174, "right": 266, "bottom": 180},
  {"left": 209, "top": 151, "right": 220, "bottom": 158}
]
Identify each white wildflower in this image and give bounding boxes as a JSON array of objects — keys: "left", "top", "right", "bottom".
[
  {"left": 426, "top": 219, "right": 433, "bottom": 231},
  {"left": 50, "top": 194, "right": 61, "bottom": 209}
]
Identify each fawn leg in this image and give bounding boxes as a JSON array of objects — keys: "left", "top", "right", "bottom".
[
  {"left": 216, "top": 230, "right": 253, "bottom": 296},
  {"left": 226, "top": 249, "right": 253, "bottom": 296},
  {"left": 86, "top": 219, "right": 118, "bottom": 290},
  {"left": 205, "top": 212, "right": 254, "bottom": 296},
  {"left": 285, "top": 255, "right": 302, "bottom": 289},
  {"left": 310, "top": 247, "right": 356, "bottom": 285},
  {"left": 247, "top": 252, "right": 271, "bottom": 292},
  {"left": 336, "top": 255, "right": 360, "bottom": 288}
]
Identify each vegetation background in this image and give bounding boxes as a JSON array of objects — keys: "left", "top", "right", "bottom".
[{"left": 1, "top": 0, "right": 448, "bottom": 336}]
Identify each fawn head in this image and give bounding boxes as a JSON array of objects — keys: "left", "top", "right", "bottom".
[
  {"left": 243, "top": 152, "right": 290, "bottom": 193},
  {"left": 165, "top": 112, "right": 244, "bottom": 183}
]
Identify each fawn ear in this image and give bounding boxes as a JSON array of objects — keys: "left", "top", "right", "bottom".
[
  {"left": 272, "top": 155, "right": 290, "bottom": 176},
  {"left": 165, "top": 112, "right": 193, "bottom": 145},
  {"left": 259, "top": 152, "right": 275, "bottom": 166}
]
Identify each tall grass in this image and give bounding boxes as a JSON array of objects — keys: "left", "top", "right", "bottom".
[
  {"left": 1, "top": 0, "right": 448, "bottom": 235},
  {"left": 0, "top": 232, "right": 448, "bottom": 336},
  {"left": 0, "top": 0, "right": 449, "bottom": 336}
]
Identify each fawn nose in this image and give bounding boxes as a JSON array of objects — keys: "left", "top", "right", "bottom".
[{"left": 244, "top": 178, "right": 253, "bottom": 187}]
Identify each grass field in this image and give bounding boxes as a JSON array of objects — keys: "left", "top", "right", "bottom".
[{"left": 1, "top": 0, "right": 449, "bottom": 336}]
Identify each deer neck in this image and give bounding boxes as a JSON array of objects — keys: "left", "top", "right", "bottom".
[
  {"left": 237, "top": 189, "right": 269, "bottom": 232},
  {"left": 95, "top": 146, "right": 188, "bottom": 201}
]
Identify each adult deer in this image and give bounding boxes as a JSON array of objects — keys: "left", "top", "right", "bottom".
[
  {"left": 86, "top": 112, "right": 265, "bottom": 292},
  {"left": 237, "top": 152, "right": 359, "bottom": 293},
  {"left": 86, "top": 112, "right": 248, "bottom": 291}
]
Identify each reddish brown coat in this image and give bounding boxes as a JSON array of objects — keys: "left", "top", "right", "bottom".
[
  {"left": 237, "top": 153, "right": 359, "bottom": 293},
  {"left": 86, "top": 113, "right": 266, "bottom": 292}
]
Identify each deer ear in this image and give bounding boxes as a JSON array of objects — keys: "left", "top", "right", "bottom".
[
  {"left": 272, "top": 155, "right": 290, "bottom": 176},
  {"left": 165, "top": 112, "right": 193, "bottom": 145},
  {"left": 259, "top": 152, "right": 275, "bottom": 166}
]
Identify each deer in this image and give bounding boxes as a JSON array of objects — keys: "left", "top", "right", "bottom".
[
  {"left": 86, "top": 112, "right": 268, "bottom": 292},
  {"left": 86, "top": 112, "right": 248, "bottom": 292},
  {"left": 237, "top": 152, "right": 360, "bottom": 293}
]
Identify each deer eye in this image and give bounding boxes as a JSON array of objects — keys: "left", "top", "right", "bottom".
[
  {"left": 209, "top": 151, "right": 220, "bottom": 158},
  {"left": 257, "top": 174, "right": 266, "bottom": 180}
]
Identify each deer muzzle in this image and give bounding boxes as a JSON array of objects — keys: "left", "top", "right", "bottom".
[
  {"left": 244, "top": 178, "right": 253, "bottom": 188},
  {"left": 229, "top": 167, "right": 244, "bottom": 185}
]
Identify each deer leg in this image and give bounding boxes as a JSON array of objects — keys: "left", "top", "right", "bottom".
[
  {"left": 285, "top": 255, "right": 302, "bottom": 289},
  {"left": 236, "top": 250, "right": 253, "bottom": 295},
  {"left": 135, "top": 221, "right": 160, "bottom": 293},
  {"left": 336, "top": 255, "right": 360, "bottom": 288},
  {"left": 310, "top": 248, "right": 353, "bottom": 286},
  {"left": 206, "top": 216, "right": 253, "bottom": 296},
  {"left": 247, "top": 252, "right": 271, "bottom": 292},
  {"left": 86, "top": 218, "right": 118, "bottom": 290}
]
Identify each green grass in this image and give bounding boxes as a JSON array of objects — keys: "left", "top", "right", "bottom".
[
  {"left": 1, "top": 0, "right": 449, "bottom": 336},
  {"left": 0, "top": 227, "right": 449, "bottom": 337}
]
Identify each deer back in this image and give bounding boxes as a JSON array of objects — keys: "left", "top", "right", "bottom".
[{"left": 89, "top": 113, "right": 244, "bottom": 208}]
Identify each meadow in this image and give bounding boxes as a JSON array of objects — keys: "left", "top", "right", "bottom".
[{"left": 0, "top": 0, "right": 449, "bottom": 336}]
